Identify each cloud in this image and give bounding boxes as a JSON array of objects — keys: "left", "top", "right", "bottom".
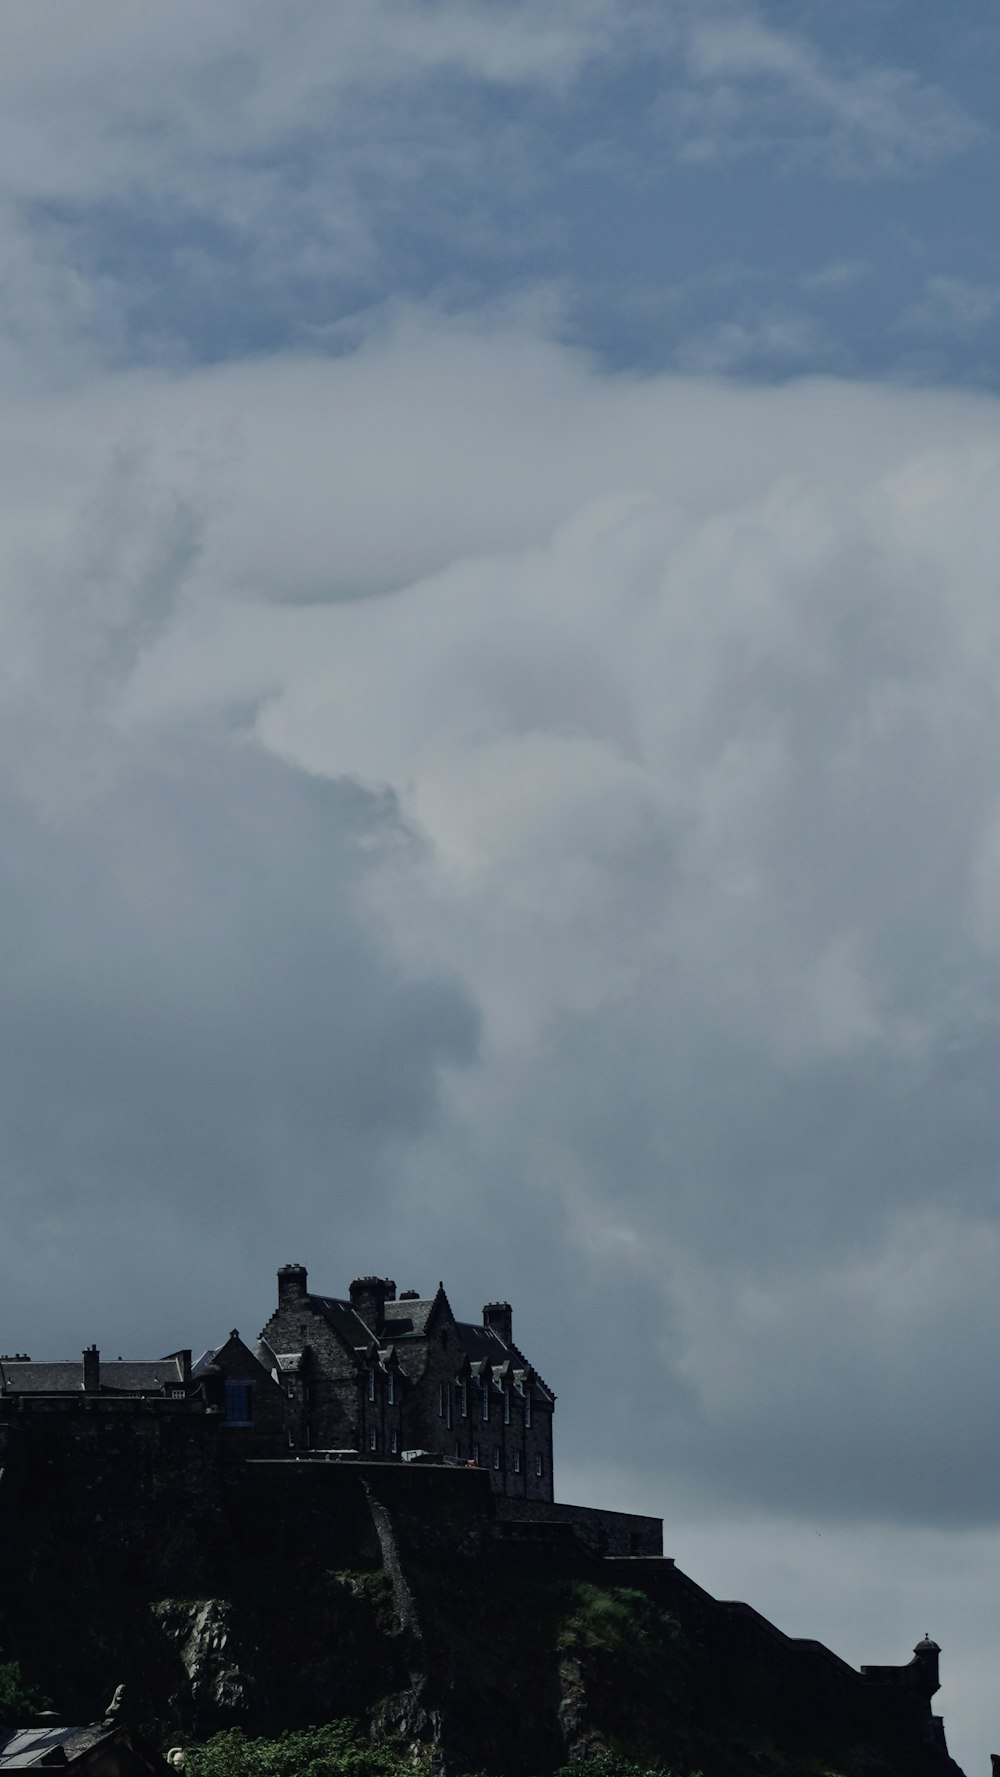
[
  {"left": 898, "top": 274, "right": 1000, "bottom": 340},
  {"left": 4, "top": 319, "right": 994, "bottom": 1528},
  {"left": 672, "top": 308, "right": 834, "bottom": 373},
  {"left": 5, "top": 285, "right": 1000, "bottom": 1757},
  {"left": 674, "top": 16, "right": 982, "bottom": 175}
]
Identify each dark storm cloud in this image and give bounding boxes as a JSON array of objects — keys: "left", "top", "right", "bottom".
[{"left": 0, "top": 742, "right": 479, "bottom": 1355}]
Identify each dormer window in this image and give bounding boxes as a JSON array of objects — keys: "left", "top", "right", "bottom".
[
  {"left": 524, "top": 1389, "right": 532, "bottom": 1427},
  {"left": 481, "top": 1380, "right": 489, "bottom": 1422},
  {"left": 503, "top": 1388, "right": 510, "bottom": 1424},
  {"left": 387, "top": 1370, "right": 395, "bottom": 1405},
  {"left": 368, "top": 1368, "right": 376, "bottom": 1402}
]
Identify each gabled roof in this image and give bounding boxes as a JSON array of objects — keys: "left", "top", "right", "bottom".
[
  {"left": 191, "top": 1331, "right": 277, "bottom": 1388},
  {"left": 380, "top": 1298, "right": 436, "bottom": 1340},
  {"left": 0, "top": 1358, "right": 187, "bottom": 1395},
  {"left": 307, "top": 1295, "right": 372, "bottom": 1357},
  {"left": 381, "top": 1282, "right": 454, "bottom": 1342},
  {"left": 254, "top": 1337, "right": 306, "bottom": 1376},
  {"left": 452, "top": 1325, "right": 555, "bottom": 1402},
  {"left": 0, "top": 1723, "right": 134, "bottom": 1769}
]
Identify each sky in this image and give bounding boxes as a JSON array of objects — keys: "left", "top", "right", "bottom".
[{"left": 1, "top": 1, "right": 999, "bottom": 1768}]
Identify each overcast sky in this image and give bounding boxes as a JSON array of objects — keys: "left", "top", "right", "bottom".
[{"left": 2, "top": 3, "right": 999, "bottom": 1768}]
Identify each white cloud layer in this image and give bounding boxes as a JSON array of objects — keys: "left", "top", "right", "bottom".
[
  {"left": 7, "top": 322, "right": 1000, "bottom": 1540},
  {"left": 2, "top": 0, "right": 999, "bottom": 1762}
]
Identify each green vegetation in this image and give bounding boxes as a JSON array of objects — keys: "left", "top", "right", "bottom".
[
  {"left": 551, "top": 1759, "right": 694, "bottom": 1777},
  {"left": 184, "top": 1722, "right": 414, "bottom": 1777},
  {"left": 185, "top": 1726, "right": 698, "bottom": 1777},
  {"left": 555, "top": 1582, "right": 681, "bottom": 1656},
  {"left": 0, "top": 1660, "right": 53, "bottom": 1722}
]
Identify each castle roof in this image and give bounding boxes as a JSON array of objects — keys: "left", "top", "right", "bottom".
[
  {"left": 0, "top": 1356, "right": 188, "bottom": 1395},
  {"left": 381, "top": 1298, "right": 437, "bottom": 1340}
]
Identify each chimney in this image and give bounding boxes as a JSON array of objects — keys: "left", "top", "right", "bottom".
[
  {"left": 483, "top": 1302, "right": 513, "bottom": 1346},
  {"left": 278, "top": 1263, "right": 308, "bottom": 1307},
  {"left": 82, "top": 1345, "right": 100, "bottom": 1393},
  {"left": 349, "top": 1277, "right": 396, "bottom": 1334}
]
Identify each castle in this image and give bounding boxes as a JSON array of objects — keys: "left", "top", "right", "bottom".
[
  {"left": 0, "top": 1265, "right": 556, "bottom": 1503},
  {"left": 0, "top": 1265, "right": 965, "bottom": 1775}
]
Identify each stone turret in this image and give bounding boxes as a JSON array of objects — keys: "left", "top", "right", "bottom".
[{"left": 911, "top": 1633, "right": 941, "bottom": 1698}]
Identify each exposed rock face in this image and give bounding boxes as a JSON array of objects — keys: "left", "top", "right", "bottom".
[
  {"left": 0, "top": 1424, "right": 967, "bottom": 1776},
  {"left": 150, "top": 1601, "right": 259, "bottom": 1735}
]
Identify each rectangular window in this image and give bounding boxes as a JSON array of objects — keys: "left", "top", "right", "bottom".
[
  {"left": 493, "top": 1447, "right": 500, "bottom": 1469},
  {"left": 482, "top": 1382, "right": 489, "bottom": 1422},
  {"left": 390, "top": 1429, "right": 398, "bottom": 1454},
  {"left": 224, "top": 1381, "right": 253, "bottom": 1426},
  {"left": 368, "top": 1369, "right": 376, "bottom": 1402},
  {"left": 524, "top": 1390, "right": 532, "bottom": 1427},
  {"left": 447, "top": 1386, "right": 453, "bottom": 1429},
  {"left": 169, "top": 1388, "right": 185, "bottom": 1399},
  {"left": 503, "top": 1388, "right": 510, "bottom": 1424},
  {"left": 535, "top": 1453, "right": 543, "bottom": 1477},
  {"left": 369, "top": 1427, "right": 377, "bottom": 1452},
  {"left": 513, "top": 1450, "right": 521, "bottom": 1474},
  {"left": 438, "top": 1381, "right": 445, "bottom": 1418},
  {"left": 473, "top": 1442, "right": 480, "bottom": 1464},
  {"left": 460, "top": 1380, "right": 468, "bottom": 1418},
  {"left": 388, "top": 1371, "right": 395, "bottom": 1405}
]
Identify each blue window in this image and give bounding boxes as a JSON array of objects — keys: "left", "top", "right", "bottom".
[{"left": 224, "top": 1381, "right": 253, "bottom": 1426}]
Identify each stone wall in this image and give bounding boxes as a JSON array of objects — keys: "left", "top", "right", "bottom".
[
  {"left": 260, "top": 1299, "right": 361, "bottom": 1450},
  {"left": 497, "top": 1497, "right": 663, "bottom": 1557}
]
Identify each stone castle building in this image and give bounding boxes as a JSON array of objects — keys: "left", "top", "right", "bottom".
[
  {"left": 0, "top": 1265, "right": 556, "bottom": 1501},
  {"left": 253, "top": 1266, "right": 555, "bottom": 1499},
  {"left": 0, "top": 1263, "right": 964, "bottom": 1771}
]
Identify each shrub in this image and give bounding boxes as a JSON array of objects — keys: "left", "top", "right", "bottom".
[
  {"left": 184, "top": 1721, "right": 414, "bottom": 1777},
  {"left": 0, "top": 1661, "right": 53, "bottom": 1723}
]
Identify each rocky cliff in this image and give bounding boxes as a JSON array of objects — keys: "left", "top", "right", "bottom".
[{"left": 0, "top": 1420, "right": 966, "bottom": 1777}]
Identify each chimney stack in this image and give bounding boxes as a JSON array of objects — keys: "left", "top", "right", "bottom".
[
  {"left": 278, "top": 1263, "right": 308, "bottom": 1307},
  {"left": 349, "top": 1277, "right": 396, "bottom": 1334},
  {"left": 82, "top": 1345, "right": 100, "bottom": 1393},
  {"left": 483, "top": 1302, "right": 513, "bottom": 1346}
]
